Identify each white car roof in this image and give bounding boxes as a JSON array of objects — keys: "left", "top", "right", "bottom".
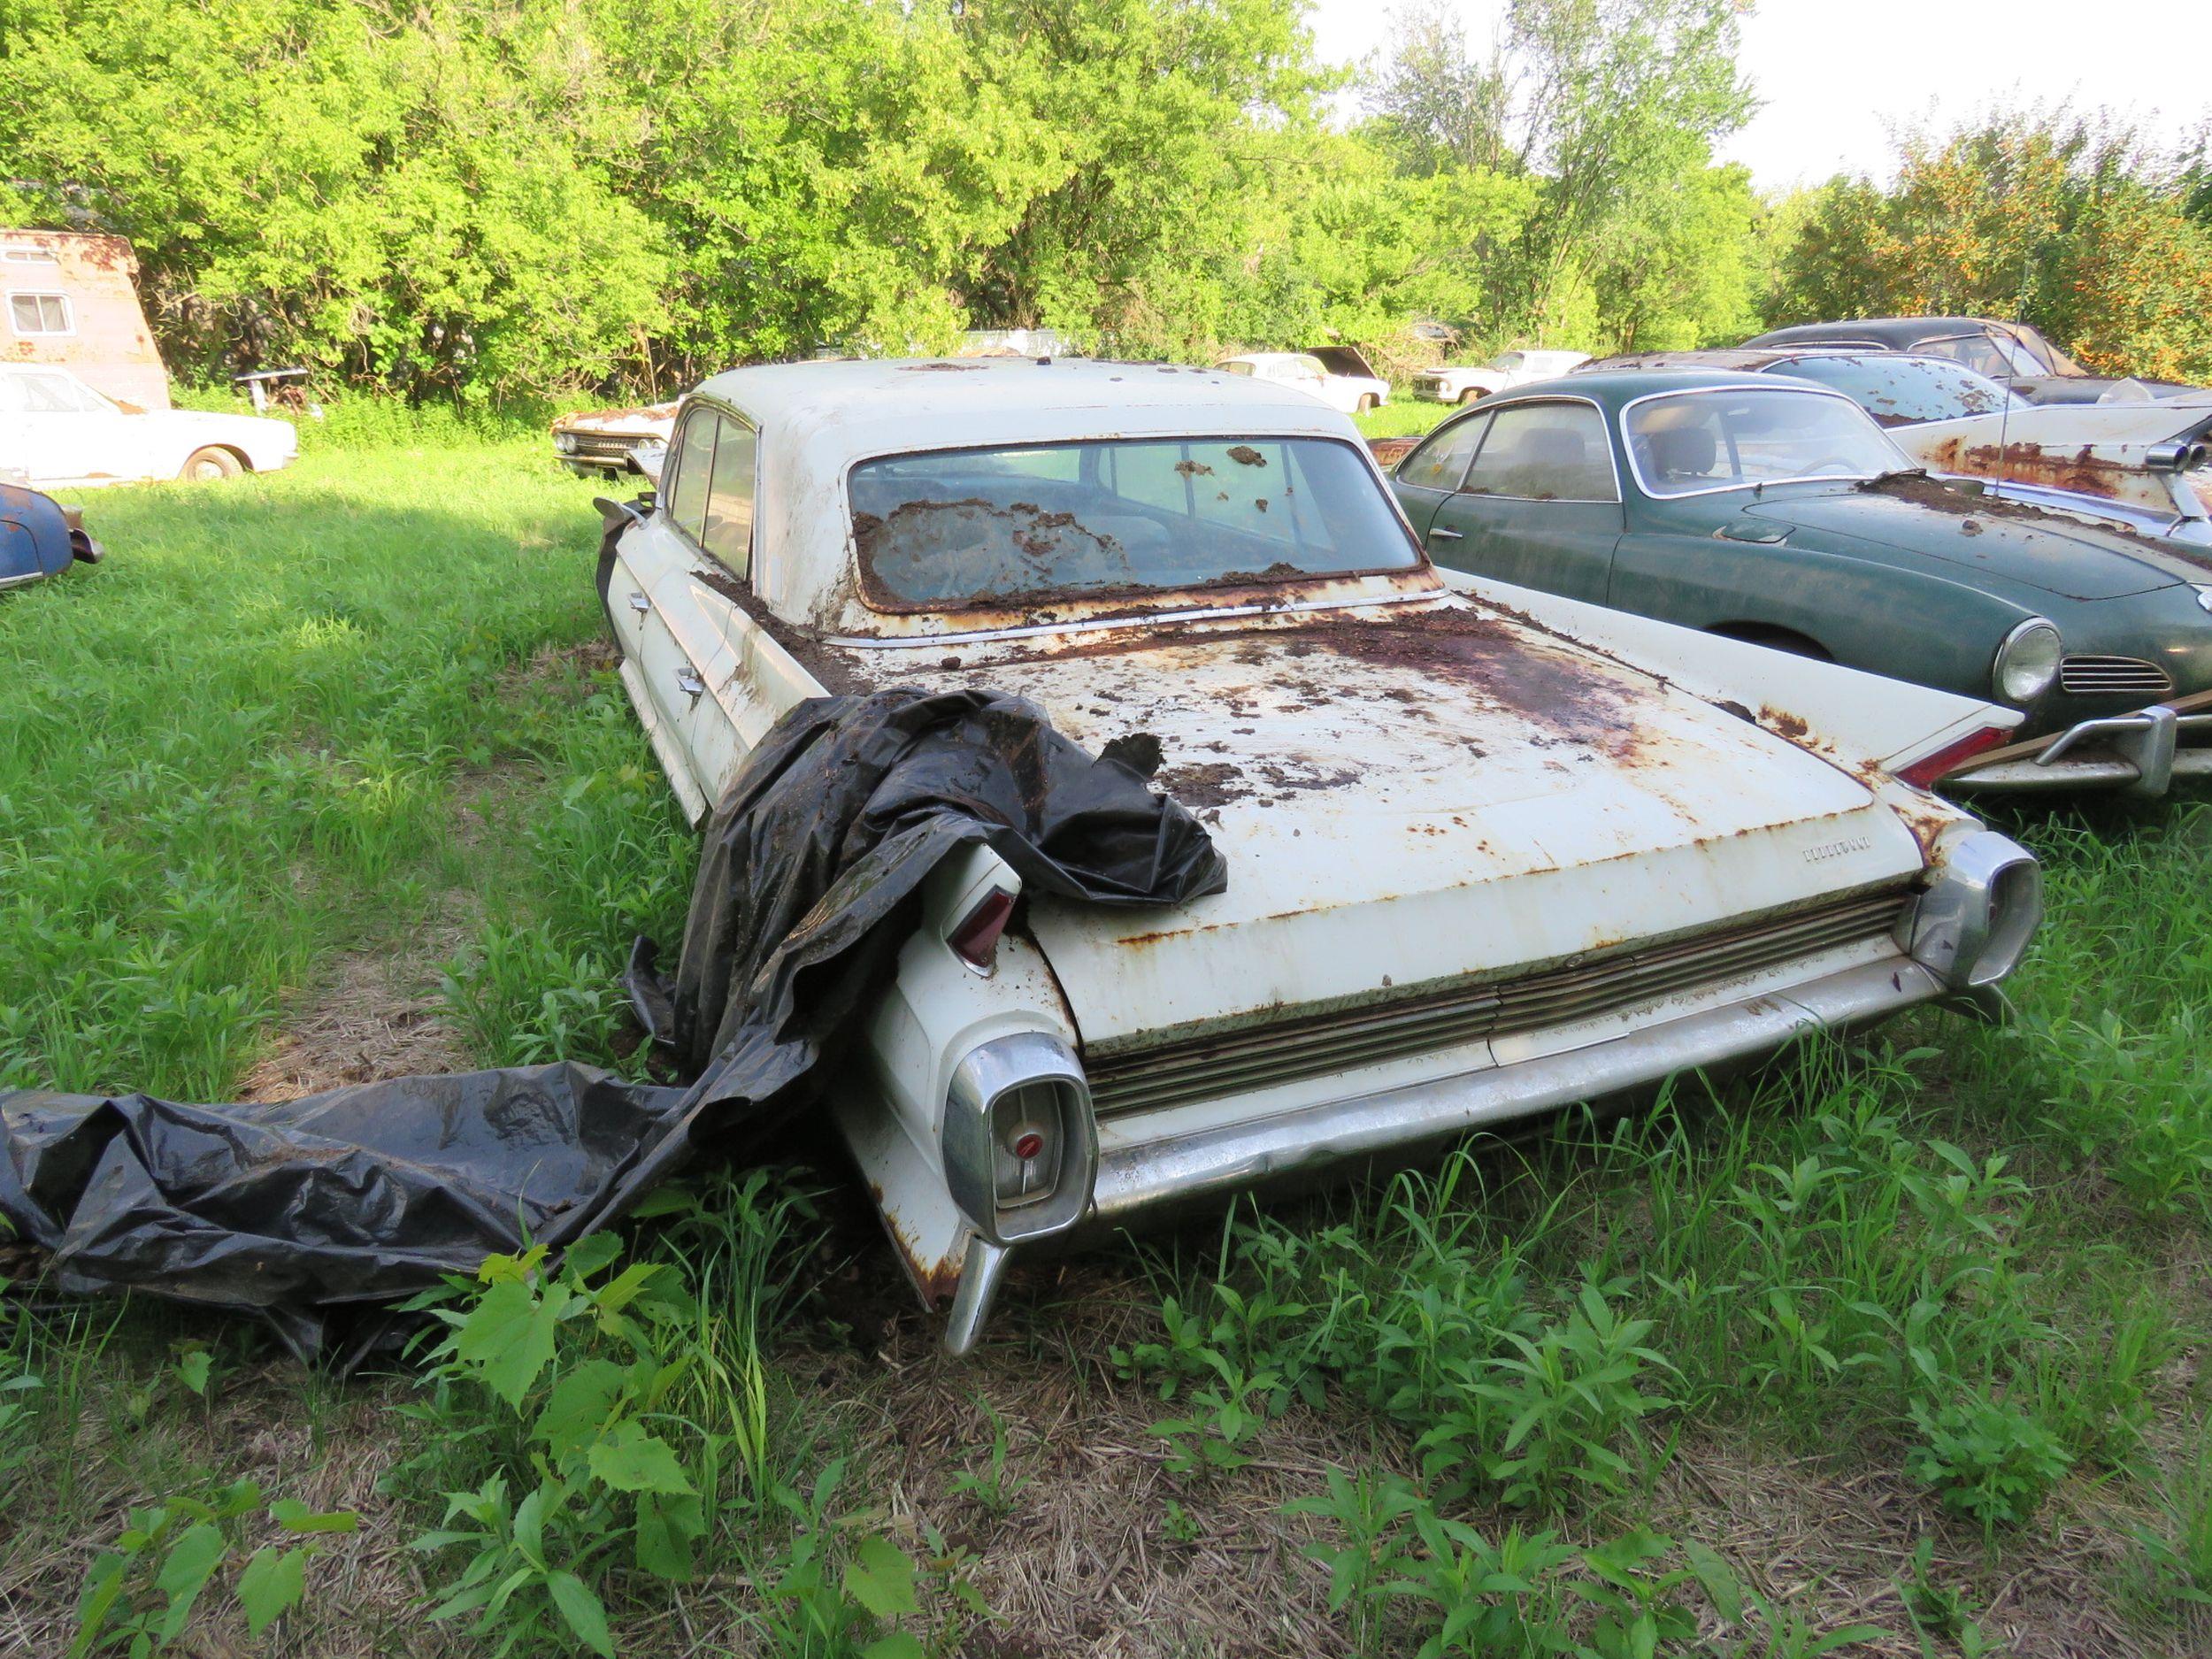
[{"left": 687, "top": 357, "right": 1370, "bottom": 633}]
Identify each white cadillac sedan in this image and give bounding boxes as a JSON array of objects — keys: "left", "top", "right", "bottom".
[
  {"left": 600, "top": 357, "right": 2041, "bottom": 1352},
  {"left": 0, "top": 365, "right": 297, "bottom": 488}
]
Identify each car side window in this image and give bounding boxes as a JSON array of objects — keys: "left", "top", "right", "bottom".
[
  {"left": 1912, "top": 333, "right": 2023, "bottom": 380},
  {"left": 702, "top": 413, "right": 757, "bottom": 578},
  {"left": 1397, "top": 415, "right": 1488, "bottom": 491},
  {"left": 664, "top": 408, "right": 718, "bottom": 547},
  {"left": 1459, "top": 403, "right": 1617, "bottom": 503}
]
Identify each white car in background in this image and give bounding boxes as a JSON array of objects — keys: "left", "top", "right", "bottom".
[
  {"left": 597, "top": 356, "right": 2040, "bottom": 1354},
  {"left": 1213, "top": 349, "right": 1389, "bottom": 414},
  {"left": 1413, "top": 349, "right": 1591, "bottom": 405},
  {"left": 0, "top": 365, "right": 296, "bottom": 488}
]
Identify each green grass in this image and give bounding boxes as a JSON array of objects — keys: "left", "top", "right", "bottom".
[
  {"left": 1356, "top": 400, "right": 1453, "bottom": 440},
  {"left": 4, "top": 442, "right": 2210, "bottom": 1655}
]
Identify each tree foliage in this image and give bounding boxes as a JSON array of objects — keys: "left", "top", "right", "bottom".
[{"left": 1767, "top": 111, "right": 2212, "bottom": 381}]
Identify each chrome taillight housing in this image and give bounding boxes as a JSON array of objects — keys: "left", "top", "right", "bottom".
[
  {"left": 1900, "top": 829, "right": 2043, "bottom": 992},
  {"left": 942, "top": 1032, "right": 1096, "bottom": 1245}
]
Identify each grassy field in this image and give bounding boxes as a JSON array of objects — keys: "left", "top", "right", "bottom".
[{"left": 3, "top": 434, "right": 2209, "bottom": 1657}]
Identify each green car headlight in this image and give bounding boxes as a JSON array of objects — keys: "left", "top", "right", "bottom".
[{"left": 1993, "top": 618, "right": 2062, "bottom": 703}]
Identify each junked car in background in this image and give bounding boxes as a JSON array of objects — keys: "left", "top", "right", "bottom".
[
  {"left": 0, "top": 482, "right": 101, "bottom": 591},
  {"left": 552, "top": 402, "right": 678, "bottom": 479},
  {"left": 599, "top": 355, "right": 2041, "bottom": 1352},
  {"left": 1579, "top": 349, "right": 2212, "bottom": 547},
  {"left": 0, "top": 364, "right": 296, "bottom": 488},
  {"left": 1389, "top": 369, "right": 2212, "bottom": 797},
  {"left": 1740, "top": 316, "right": 2201, "bottom": 405},
  {"left": 1212, "top": 348, "right": 1389, "bottom": 413},
  {"left": 1412, "top": 348, "right": 1591, "bottom": 405}
]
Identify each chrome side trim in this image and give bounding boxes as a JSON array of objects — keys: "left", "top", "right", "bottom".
[
  {"left": 1088, "top": 956, "right": 1945, "bottom": 1224},
  {"left": 617, "top": 657, "right": 710, "bottom": 826}
]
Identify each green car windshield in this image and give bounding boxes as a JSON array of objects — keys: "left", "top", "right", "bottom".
[{"left": 1624, "top": 388, "right": 1911, "bottom": 498}]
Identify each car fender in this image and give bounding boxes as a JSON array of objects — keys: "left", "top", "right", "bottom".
[
  {"left": 1432, "top": 565, "right": 2020, "bottom": 779},
  {"left": 1606, "top": 528, "right": 2044, "bottom": 704}
]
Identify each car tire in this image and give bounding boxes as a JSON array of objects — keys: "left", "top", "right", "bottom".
[{"left": 180, "top": 447, "right": 243, "bottom": 482}]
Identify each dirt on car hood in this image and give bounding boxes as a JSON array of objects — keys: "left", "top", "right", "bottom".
[{"left": 862, "top": 595, "right": 1928, "bottom": 1050}]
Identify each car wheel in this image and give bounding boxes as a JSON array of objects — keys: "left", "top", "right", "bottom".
[{"left": 180, "top": 447, "right": 243, "bottom": 482}]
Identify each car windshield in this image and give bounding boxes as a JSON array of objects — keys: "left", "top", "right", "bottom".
[
  {"left": 1768, "top": 356, "right": 2023, "bottom": 426},
  {"left": 850, "top": 436, "right": 1418, "bottom": 609},
  {"left": 1624, "top": 388, "right": 1911, "bottom": 497}
]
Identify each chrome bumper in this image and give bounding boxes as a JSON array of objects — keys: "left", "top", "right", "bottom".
[
  {"left": 1088, "top": 954, "right": 1945, "bottom": 1225},
  {"left": 1949, "top": 705, "right": 2212, "bottom": 798}
]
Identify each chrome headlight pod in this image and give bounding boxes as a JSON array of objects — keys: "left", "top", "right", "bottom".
[
  {"left": 1992, "top": 618, "right": 2062, "bottom": 704},
  {"left": 1901, "top": 830, "right": 2043, "bottom": 992},
  {"left": 941, "top": 1031, "right": 1096, "bottom": 1247}
]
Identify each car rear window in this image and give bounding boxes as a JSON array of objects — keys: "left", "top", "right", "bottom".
[{"left": 850, "top": 436, "right": 1417, "bottom": 609}]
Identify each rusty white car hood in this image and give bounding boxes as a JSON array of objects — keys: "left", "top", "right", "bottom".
[
  {"left": 880, "top": 595, "right": 1926, "bottom": 1050},
  {"left": 1903, "top": 394, "right": 2212, "bottom": 525}
]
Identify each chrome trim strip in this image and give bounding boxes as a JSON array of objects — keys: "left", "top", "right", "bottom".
[
  {"left": 818, "top": 588, "right": 1440, "bottom": 649},
  {"left": 617, "top": 657, "right": 710, "bottom": 826},
  {"left": 1087, "top": 956, "right": 1946, "bottom": 1223}
]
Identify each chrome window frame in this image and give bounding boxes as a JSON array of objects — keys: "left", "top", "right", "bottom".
[
  {"left": 1394, "top": 409, "right": 1491, "bottom": 493},
  {"left": 659, "top": 394, "right": 762, "bottom": 584},
  {"left": 1617, "top": 382, "right": 1915, "bottom": 502},
  {"left": 1451, "top": 394, "right": 1624, "bottom": 506}
]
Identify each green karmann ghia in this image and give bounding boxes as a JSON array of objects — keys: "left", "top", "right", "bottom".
[{"left": 1390, "top": 369, "right": 2212, "bottom": 795}]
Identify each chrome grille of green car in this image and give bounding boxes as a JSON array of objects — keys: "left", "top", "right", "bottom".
[
  {"left": 1084, "top": 888, "right": 1915, "bottom": 1118},
  {"left": 2059, "top": 656, "right": 2173, "bottom": 696}
]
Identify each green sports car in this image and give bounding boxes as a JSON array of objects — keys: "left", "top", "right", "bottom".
[{"left": 1388, "top": 369, "right": 2212, "bottom": 795}]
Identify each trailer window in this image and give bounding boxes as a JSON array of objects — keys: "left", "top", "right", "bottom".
[{"left": 7, "top": 293, "right": 73, "bottom": 336}]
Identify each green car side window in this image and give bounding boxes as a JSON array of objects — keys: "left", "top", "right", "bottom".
[
  {"left": 1398, "top": 415, "right": 1487, "bottom": 491},
  {"left": 1460, "top": 402, "right": 1617, "bottom": 503}
]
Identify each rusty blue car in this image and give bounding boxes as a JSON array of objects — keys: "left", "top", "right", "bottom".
[{"left": 1, "top": 483, "right": 101, "bottom": 592}]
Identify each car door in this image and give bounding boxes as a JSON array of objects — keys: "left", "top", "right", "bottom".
[
  {"left": 1389, "top": 411, "right": 1489, "bottom": 538},
  {"left": 1417, "top": 398, "right": 1624, "bottom": 603},
  {"left": 605, "top": 403, "right": 771, "bottom": 819}
]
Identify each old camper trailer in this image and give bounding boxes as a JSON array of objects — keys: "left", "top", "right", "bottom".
[{"left": 2, "top": 230, "right": 169, "bottom": 411}]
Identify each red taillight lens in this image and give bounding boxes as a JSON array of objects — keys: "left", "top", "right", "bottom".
[
  {"left": 948, "top": 887, "right": 1016, "bottom": 970},
  {"left": 1896, "top": 726, "right": 2010, "bottom": 791}
]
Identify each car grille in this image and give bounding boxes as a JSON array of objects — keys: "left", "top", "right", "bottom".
[
  {"left": 1084, "top": 887, "right": 1914, "bottom": 1118},
  {"left": 1412, "top": 377, "right": 1444, "bottom": 396},
  {"left": 563, "top": 432, "right": 648, "bottom": 461},
  {"left": 2058, "top": 655, "right": 2173, "bottom": 696}
]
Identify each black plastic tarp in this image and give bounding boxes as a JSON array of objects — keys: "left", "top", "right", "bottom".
[{"left": 0, "top": 687, "right": 1225, "bottom": 1361}]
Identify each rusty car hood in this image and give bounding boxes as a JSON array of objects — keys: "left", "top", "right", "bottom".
[
  {"left": 1737, "top": 480, "right": 2195, "bottom": 601},
  {"left": 879, "top": 595, "right": 1929, "bottom": 1051}
]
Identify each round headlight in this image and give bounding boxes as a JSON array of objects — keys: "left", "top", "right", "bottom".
[
  {"left": 1993, "top": 618, "right": 2062, "bottom": 703},
  {"left": 556, "top": 432, "right": 577, "bottom": 453}
]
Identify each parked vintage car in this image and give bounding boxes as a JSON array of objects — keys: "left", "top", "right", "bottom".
[
  {"left": 1390, "top": 369, "right": 2212, "bottom": 796},
  {"left": 552, "top": 402, "right": 678, "bottom": 479},
  {"left": 0, "top": 482, "right": 101, "bottom": 591},
  {"left": 600, "top": 356, "right": 2041, "bottom": 1351},
  {"left": 0, "top": 364, "right": 296, "bottom": 488},
  {"left": 1580, "top": 350, "right": 2212, "bottom": 546},
  {"left": 1739, "top": 317, "right": 2200, "bottom": 406},
  {"left": 1412, "top": 348, "right": 1591, "bottom": 404},
  {"left": 1212, "top": 349, "right": 1389, "bottom": 413}
]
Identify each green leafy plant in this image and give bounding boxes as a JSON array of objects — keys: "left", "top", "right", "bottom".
[
  {"left": 1908, "top": 1394, "right": 2073, "bottom": 1531},
  {"left": 73, "top": 1479, "right": 357, "bottom": 1655},
  {"left": 948, "top": 1403, "right": 1029, "bottom": 1519},
  {"left": 402, "top": 1234, "right": 724, "bottom": 1655},
  {"left": 1899, "top": 1537, "right": 1997, "bottom": 1658}
]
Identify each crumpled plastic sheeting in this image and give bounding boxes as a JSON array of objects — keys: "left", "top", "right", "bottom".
[{"left": 0, "top": 687, "right": 1226, "bottom": 1363}]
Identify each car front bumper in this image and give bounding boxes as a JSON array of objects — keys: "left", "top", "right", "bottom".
[{"left": 1946, "top": 701, "right": 2212, "bottom": 797}]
